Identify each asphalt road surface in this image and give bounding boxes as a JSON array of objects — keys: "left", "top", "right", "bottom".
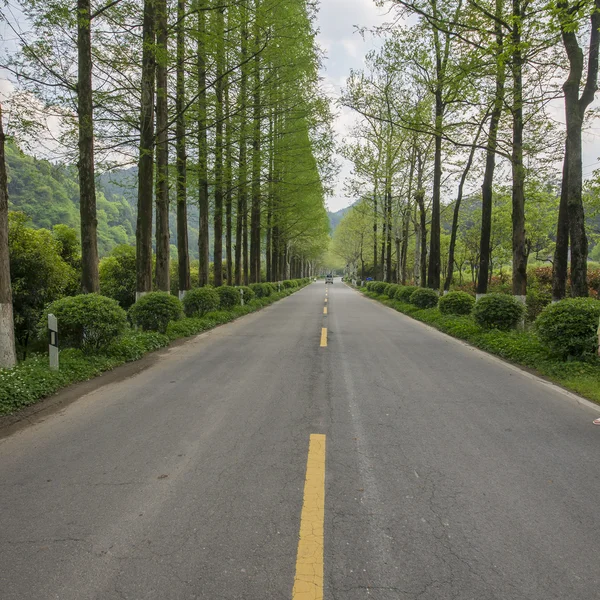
[{"left": 1, "top": 280, "right": 600, "bottom": 599}]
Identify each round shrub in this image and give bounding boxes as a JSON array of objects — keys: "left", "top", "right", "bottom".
[
  {"left": 129, "top": 292, "right": 183, "bottom": 333},
  {"left": 366, "top": 281, "right": 375, "bottom": 291},
  {"left": 238, "top": 285, "right": 256, "bottom": 302},
  {"left": 409, "top": 288, "right": 439, "bottom": 309},
  {"left": 439, "top": 291, "right": 475, "bottom": 316},
  {"left": 373, "top": 282, "right": 387, "bottom": 294},
  {"left": 282, "top": 280, "right": 295, "bottom": 289},
  {"left": 39, "top": 293, "right": 127, "bottom": 352},
  {"left": 395, "top": 285, "right": 418, "bottom": 302},
  {"left": 217, "top": 285, "right": 240, "bottom": 309},
  {"left": 250, "top": 283, "right": 269, "bottom": 298},
  {"left": 536, "top": 297, "right": 600, "bottom": 359},
  {"left": 386, "top": 284, "right": 400, "bottom": 298},
  {"left": 472, "top": 293, "right": 524, "bottom": 331},
  {"left": 182, "top": 286, "right": 220, "bottom": 317}
]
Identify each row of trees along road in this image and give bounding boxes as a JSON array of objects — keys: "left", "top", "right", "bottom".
[
  {"left": 335, "top": 0, "right": 600, "bottom": 301},
  {"left": 0, "top": 0, "right": 335, "bottom": 368}
]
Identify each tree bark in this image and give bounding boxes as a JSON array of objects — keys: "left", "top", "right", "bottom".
[
  {"left": 250, "top": 0, "right": 262, "bottom": 283},
  {"left": 0, "top": 104, "right": 17, "bottom": 368},
  {"left": 77, "top": 0, "right": 99, "bottom": 294},
  {"left": 197, "top": 1, "right": 209, "bottom": 286},
  {"left": 213, "top": 3, "right": 225, "bottom": 287},
  {"left": 511, "top": 0, "right": 527, "bottom": 296},
  {"left": 552, "top": 145, "right": 570, "bottom": 300},
  {"left": 427, "top": 91, "right": 442, "bottom": 290},
  {"left": 558, "top": 0, "right": 600, "bottom": 297},
  {"left": 136, "top": 0, "right": 156, "bottom": 297},
  {"left": 155, "top": 0, "right": 170, "bottom": 292},
  {"left": 176, "top": 0, "right": 190, "bottom": 295},
  {"left": 225, "top": 69, "right": 233, "bottom": 285}
]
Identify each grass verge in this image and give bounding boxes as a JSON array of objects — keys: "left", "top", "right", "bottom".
[
  {"left": 362, "top": 290, "right": 600, "bottom": 405},
  {"left": 0, "top": 288, "right": 303, "bottom": 415}
]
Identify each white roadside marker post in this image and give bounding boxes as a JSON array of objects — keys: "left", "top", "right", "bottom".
[
  {"left": 278, "top": 282, "right": 281, "bottom": 293},
  {"left": 240, "top": 288, "right": 244, "bottom": 306},
  {"left": 48, "top": 313, "right": 59, "bottom": 371}
]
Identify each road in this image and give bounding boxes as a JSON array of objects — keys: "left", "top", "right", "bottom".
[{"left": 1, "top": 279, "right": 600, "bottom": 599}]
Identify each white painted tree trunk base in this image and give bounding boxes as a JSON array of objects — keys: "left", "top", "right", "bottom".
[
  {"left": 476, "top": 293, "right": 486, "bottom": 301},
  {"left": 136, "top": 291, "right": 149, "bottom": 302},
  {"left": 0, "top": 302, "right": 17, "bottom": 369}
]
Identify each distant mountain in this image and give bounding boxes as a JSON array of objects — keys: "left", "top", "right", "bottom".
[{"left": 328, "top": 204, "right": 354, "bottom": 232}]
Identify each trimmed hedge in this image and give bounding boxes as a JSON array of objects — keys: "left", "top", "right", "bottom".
[
  {"left": 395, "top": 285, "right": 418, "bottom": 302},
  {"left": 238, "top": 285, "right": 256, "bottom": 302},
  {"left": 536, "top": 297, "right": 600, "bottom": 359},
  {"left": 182, "top": 286, "right": 220, "bottom": 318},
  {"left": 409, "top": 288, "right": 439, "bottom": 309},
  {"left": 472, "top": 293, "right": 524, "bottom": 331},
  {"left": 38, "top": 293, "right": 127, "bottom": 352},
  {"left": 217, "top": 285, "right": 240, "bottom": 309},
  {"left": 129, "top": 292, "right": 183, "bottom": 333},
  {"left": 439, "top": 291, "right": 475, "bottom": 316}
]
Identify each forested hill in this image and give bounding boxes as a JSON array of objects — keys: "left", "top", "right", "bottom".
[
  {"left": 328, "top": 204, "right": 353, "bottom": 232},
  {"left": 5, "top": 142, "right": 200, "bottom": 258}
]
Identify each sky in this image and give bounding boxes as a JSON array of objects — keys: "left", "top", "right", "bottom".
[{"left": 315, "top": 0, "right": 391, "bottom": 213}]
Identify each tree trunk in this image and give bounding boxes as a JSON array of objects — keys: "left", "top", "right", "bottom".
[
  {"left": 176, "top": 0, "right": 190, "bottom": 295},
  {"left": 0, "top": 104, "right": 17, "bottom": 369},
  {"left": 427, "top": 89, "right": 442, "bottom": 290},
  {"left": 373, "top": 189, "right": 378, "bottom": 279},
  {"left": 155, "top": 0, "right": 170, "bottom": 292},
  {"left": 136, "top": 0, "right": 156, "bottom": 297},
  {"left": 559, "top": 0, "right": 600, "bottom": 297},
  {"left": 416, "top": 190, "right": 427, "bottom": 286},
  {"left": 385, "top": 187, "right": 392, "bottom": 283},
  {"left": 225, "top": 71, "right": 233, "bottom": 285},
  {"left": 552, "top": 145, "right": 570, "bottom": 300},
  {"left": 197, "top": 1, "right": 209, "bottom": 286},
  {"left": 250, "top": 0, "right": 262, "bottom": 283},
  {"left": 213, "top": 3, "right": 225, "bottom": 287},
  {"left": 511, "top": 0, "right": 527, "bottom": 296},
  {"left": 77, "top": 0, "right": 99, "bottom": 294}
]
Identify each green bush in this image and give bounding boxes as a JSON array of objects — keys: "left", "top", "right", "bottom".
[
  {"left": 129, "top": 292, "right": 183, "bottom": 333},
  {"left": 39, "top": 293, "right": 127, "bottom": 352},
  {"left": 217, "top": 285, "right": 240, "bottom": 309},
  {"left": 526, "top": 288, "right": 552, "bottom": 322},
  {"left": 365, "top": 281, "right": 375, "bottom": 291},
  {"left": 439, "top": 291, "right": 475, "bottom": 316},
  {"left": 282, "top": 280, "right": 296, "bottom": 289},
  {"left": 536, "top": 297, "right": 600, "bottom": 359},
  {"left": 239, "top": 285, "right": 256, "bottom": 302},
  {"left": 99, "top": 245, "right": 137, "bottom": 309},
  {"left": 472, "top": 293, "right": 524, "bottom": 331},
  {"left": 395, "top": 285, "right": 418, "bottom": 302},
  {"left": 385, "top": 284, "right": 400, "bottom": 298},
  {"left": 182, "top": 286, "right": 220, "bottom": 318},
  {"left": 409, "top": 288, "right": 439, "bottom": 309},
  {"left": 250, "top": 282, "right": 271, "bottom": 298},
  {"left": 373, "top": 282, "right": 387, "bottom": 294}
]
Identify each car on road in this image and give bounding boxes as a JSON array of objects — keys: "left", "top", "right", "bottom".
[{"left": 325, "top": 274, "right": 333, "bottom": 284}]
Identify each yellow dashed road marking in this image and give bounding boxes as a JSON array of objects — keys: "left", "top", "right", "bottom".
[{"left": 320, "top": 328, "right": 327, "bottom": 347}]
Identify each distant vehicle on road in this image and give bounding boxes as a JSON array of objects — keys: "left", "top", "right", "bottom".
[{"left": 325, "top": 274, "right": 334, "bottom": 284}]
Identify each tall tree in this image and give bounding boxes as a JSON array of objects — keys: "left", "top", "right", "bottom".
[
  {"left": 77, "top": 0, "right": 99, "bottom": 294},
  {"left": 155, "top": 0, "right": 170, "bottom": 291},
  {"left": 176, "top": 0, "right": 191, "bottom": 295},
  {"left": 136, "top": 0, "right": 157, "bottom": 298},
  {"left": 0, "top": 104, "right": 17, "bottom": 369}
]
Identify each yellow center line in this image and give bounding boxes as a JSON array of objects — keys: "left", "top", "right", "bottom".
[
  {"left": 324, "top": 298, "right": 327, "bottom": 303},
  {"left": 292, "top": 434, "right": 326, "bottom": 600},
  {"left": 323, "top": 307, "right": 327, "bottom": 315},
  {"left": 320, "top": 328, "right": 327, "bottom": 347}
]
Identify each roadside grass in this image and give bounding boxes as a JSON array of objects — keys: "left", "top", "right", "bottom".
[
  {"left": 362, "top": 290, "right": 600, "bottom": 405},
  {"left": 0, "top": 289, "right": 302, "bottom": 415}
]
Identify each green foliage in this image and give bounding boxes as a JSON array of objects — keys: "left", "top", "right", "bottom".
[
  {"left": 283, "top": 279, "right": 296, "bottom": 289},
  {"left": 385, "top": 284, "right": 400, "bottom": 298},
  {"left": 38, "top": 293, "right": 127, "bottom": 352},
  {"left": 182, "top": 286, "right": 220, "bottom": 317},
  {"left": 473, "top": 294, "right": 524, "bottom": 331},
  {"left": 239, "top": 285, "right": 256, "bottom": 302},
  {"left": 216, "top": 285, "right": 240, "bottom": 309},
  {"left": 250, "top": 282, "right": 272, "bottom": 298},
  {"left": 526, "top": 288, "right": 552, "bottom": 322},
  {"left": 129, "top": 292, "right": 183, "bottom": 333},
  {"left": 439, "top": 291, "right": 475, "bottom": 315},
  {"left": 8, "top": 212, "right": 77, "bottom": 352},
  {"left": 409, "top": 288, "right": 439, "bottom": 309},
  {"left": 536, "top": 298, "right": 600, "bottom": 359},
  {"left": 99, "top": 244, "right": 137, "bottom": 309},
  {"left": 373, "top": 281, "right": 387, "bottom": 294},
  {"left": 395, "top": 285, "right": 418, "bottom": 302}
]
